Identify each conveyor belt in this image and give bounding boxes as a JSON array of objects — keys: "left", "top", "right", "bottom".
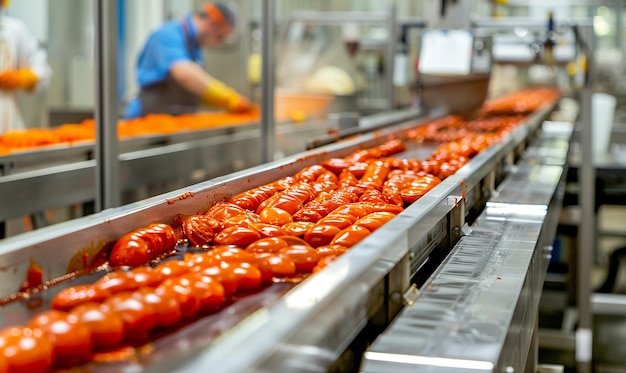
[
  {"left": 362, "top": 121, "right": 572, "bottom": 373},
  {"left": 0, "top": 103, "right": 558, "bottom": 372}
]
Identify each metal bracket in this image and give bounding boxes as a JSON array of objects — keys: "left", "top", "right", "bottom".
[
  {"left": 403, "top": 284, "right": 420, "bottom": 306},
  {"left": 447, "top": 196, "right": 466, "bottom": 247},
  {"left": 461, "top": 223, "right": 473, "bottom": 236},
  {"left": 543, "top": 245, "right": 553, "bottom": 261},
  {"left": 483, "top": 169, "right": 496, "bottom": 199},
  {"left": 505, "top": 152, "right": 515, "bottom": 170}
]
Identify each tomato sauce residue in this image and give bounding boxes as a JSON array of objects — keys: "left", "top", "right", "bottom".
[
  {"left": 295, "top": 151, "right": 328, "bottom": 164},
  {"left": 19, "top": 259, "right": 44, "bottom": 292},
  {"left": 460, "top": 180, "right": 467, "bottom": 200},
  {"left": 0, "top": 292, "right": 28, "bottom": 306},
  {"left": 67, "top": 240, "right": 109, "bottom": 273},
  {"left": 91, "top": 345, "right": 153, "bottom": 364},
  {"left": 167, "top": 191, "right": 195, "bottom": 205}
]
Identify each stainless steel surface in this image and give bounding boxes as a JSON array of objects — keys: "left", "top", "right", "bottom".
[
  {"left": 491, "top": 163, "right": 565, "bottom": 206},
  {"left": 362, "top": 121, "right": 571, "bottom": 373},
  {"left": 0, "top": 102, "right": 558, "bottom": 372},
  {"left": 0, "top": 161, "right": 96, "bottom": 222},
  {"left": 288, "top": 11, "right": 388, "bottom": 26},
  {"left": 94, "top": 0, "right": 120, "bottom": 210},
  {"left": 539, "top": 330, "right": 576, "bottom": 351},
  {"left": 0, "top": 122, "right": 259, "bottom": 173},
  {"left": 328, "top": 112, "right": 360, "bottom": 132},
  {"left": 473, "top": 17, "right": 594, "bottom": 30},
  {"left": 577, "top": 22, "right": 596, "bottom": 373},
  {"left": 591, "top": 293, "right": 626, "bottom": 316},
  {"left": 421, "top": 74, "right": 491, "bottom": 114},
  {"left": 307, "top": 108, "right": 421, "bottom": 149},
  {"left": 386, "top": 3, "right": 397, "bottom": 109},
  {"left": 260, "top": 0, "right": 275, "bottom": 163},
  {"left": 363, "top": 215, "right": 548, "bottom": 373}
]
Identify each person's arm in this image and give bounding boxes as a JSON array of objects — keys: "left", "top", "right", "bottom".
[
  {"left": 0, "top": 19, "right": 50, "bottom": 92},
  {"left": 170, "top": 60, "right": 251, "bottom": 112},
  {"left": 169, "top": 60, "right": 212, "bottom": 96}
]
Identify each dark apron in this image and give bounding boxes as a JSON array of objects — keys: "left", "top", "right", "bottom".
[{"left": 139, "top": 18, "right": 200, "bottom": 116}]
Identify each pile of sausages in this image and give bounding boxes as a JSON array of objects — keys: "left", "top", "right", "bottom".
[
  {"left": 479, "top": 87, "right": 559, "bottom": 116},
  {"left": 0, "top": 139, "right": 435, "bottom": 372},
  {"left": 405, "top": 114, "right": 525, "bottom": 144}
]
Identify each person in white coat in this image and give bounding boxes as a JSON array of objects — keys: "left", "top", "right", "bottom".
[{"left": 0, "top": 0, "right": 51, "bottom": 133}]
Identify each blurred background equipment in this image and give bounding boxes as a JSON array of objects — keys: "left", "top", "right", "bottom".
[{"left": 2, "top": 1, "right": 626, "bottom": 372}]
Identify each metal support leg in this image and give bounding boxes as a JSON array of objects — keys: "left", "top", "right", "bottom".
[
  {"left": 387, "top": 253, "right": 410, "bottom": 322},
  {"left": 94, "top": 0, "right": 120, "bottom": 211},
  {"left": 525, "top": 317, "right": 539, "bottom": 373},
  {"left": 260, "top": 0, "right": 275, "bottom": 164},
  {"left": 30, "top": 212, "right": 48, "bottom": 229}
]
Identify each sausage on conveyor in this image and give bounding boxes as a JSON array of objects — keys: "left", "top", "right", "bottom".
[
  {"left": 228, "top": 183, "right": 280, "bottom": 211},
  {"left": 292, "top": 190, "right": 359, "bottom": 223}
]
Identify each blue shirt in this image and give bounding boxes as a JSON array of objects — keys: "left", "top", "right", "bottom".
[{"left": 124, "top": 15, "right": 202, "bottom": 118}]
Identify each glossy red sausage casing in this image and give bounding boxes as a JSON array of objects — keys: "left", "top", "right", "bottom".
[
  {"left": 109, "top": 224, "right": 176, "bottom": 267},
  {"left": 213, "top": 225, "right": 262, "bottom": 246},
  {"left": 303, "top": 225, "right": 342, "bottom": 248},
  {"left": 27, "top": 310, "right": 93, "bottom": 367},
  {"left": 51, "top": 284, "right": 110, "bottom": 311},
  {"left": 279, "top": 245, "right": 320, "bottom": 273},
  {"left": 331, "top": 225, "right": 372, "bottom": 247},
  {"left": 0, "top": 326, "right": 54, "bottom": 373}
]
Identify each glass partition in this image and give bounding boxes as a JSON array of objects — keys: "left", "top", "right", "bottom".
[{"left": 0, "top": 0, "right": 96, "bottom": 237}]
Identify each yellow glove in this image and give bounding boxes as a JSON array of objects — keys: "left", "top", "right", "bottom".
[
  {"left": 201, "top": 79, "right": 251, "bottom": 113},
  {"left": 0, "top": 69, "right": 38, "bottom": 91}
]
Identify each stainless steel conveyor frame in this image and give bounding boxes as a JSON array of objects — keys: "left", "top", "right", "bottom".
[
  {"left": 0, "top": 102, "right": 560, "bottom": 373},
  {"left": 363, "top": 121, "right": 572, "bottom": 373}
]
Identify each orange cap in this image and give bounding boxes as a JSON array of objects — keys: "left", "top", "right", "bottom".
[{"left": 204, "top": 3, "right": 231, "bottom": 31}]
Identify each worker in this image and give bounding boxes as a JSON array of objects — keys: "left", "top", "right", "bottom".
[
  {"left": 125, "top": 2, "right": 251, "bottom": 118},
  {"left": 0, "top": 0, "right": 52, "bottom": 133}
]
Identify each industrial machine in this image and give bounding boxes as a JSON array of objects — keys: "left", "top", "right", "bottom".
[{"left": 0, "top": 2, "right": 599, "bottom": 372}]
